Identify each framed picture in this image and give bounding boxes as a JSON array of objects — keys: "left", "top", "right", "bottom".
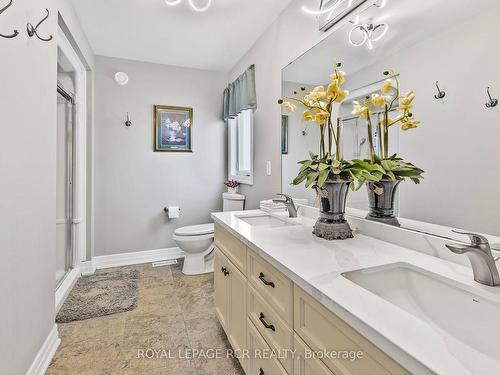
[
  {"left": 153, "top": 105, "right": 193, "bottom": 152},
  {"left": 281, "top": 115, "right": 288, "bottom": 155}
]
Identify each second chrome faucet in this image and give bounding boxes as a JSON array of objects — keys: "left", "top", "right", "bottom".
[
  {"left": 446, "top": 230, "right": 500, "bottom": 287},
  {"left": 273, "top": 193, "right": 298, "bottom": 218}
]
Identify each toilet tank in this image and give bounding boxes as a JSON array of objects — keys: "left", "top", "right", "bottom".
[{"left": 223, "top": 193, "right": 245, "bottom": 212}]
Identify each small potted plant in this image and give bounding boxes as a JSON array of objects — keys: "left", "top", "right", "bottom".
[
  {"left": 224, "top": 180, "right": 240, "bottom": 194},
  {"left": 350, "top": 70, "right": 424, "bottom": 226},
  {"left": 280, "top": 63, "right": 362, "bottom": 240}
]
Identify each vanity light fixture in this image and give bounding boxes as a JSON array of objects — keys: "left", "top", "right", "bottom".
[
  {"left": 164, "top": 0, "right": 211, "bottom": 12},
  {"left": 348, "top": 22, "right": 388, "bottom": 50},
  {"left": 303, "top": 0, "right": 387, "bottom": 32}
]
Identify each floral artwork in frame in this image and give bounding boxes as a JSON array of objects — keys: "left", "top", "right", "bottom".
[{"left": 154, "top": 105, "right": 193, "bottom": 152}]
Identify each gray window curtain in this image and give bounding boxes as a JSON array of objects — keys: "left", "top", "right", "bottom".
[{"left": 223, "top": 64, "right": 257, "bottom": 121}]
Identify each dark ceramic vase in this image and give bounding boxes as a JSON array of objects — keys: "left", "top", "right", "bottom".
[
  {"left": 313, "top": 180, "right": 354, "bottom": 240},
  {"left": 366, "top": 179, "right": 402, "bottom": 226}
]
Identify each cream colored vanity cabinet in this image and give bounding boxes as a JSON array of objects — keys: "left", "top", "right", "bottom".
[
  {"left": 214, "top": 247, "right": 247, "bottom": 369},
  {"left": 294, "top": 334, "right": 334, "bottom": 375},
  {"left": 214, "top": 223, "right": 409, "bottom": 375},
  {"left": 294, "top": 286, "right": 410, "bottom": 375}
]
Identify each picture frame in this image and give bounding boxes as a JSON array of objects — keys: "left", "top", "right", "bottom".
[
  {"left": 153, "top": 105, "right": 193, "bottom": 152},
  {"left": 281, "top": 115, "right": 289, "bottom": 155}
]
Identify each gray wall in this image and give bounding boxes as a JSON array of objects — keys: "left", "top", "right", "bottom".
[
  {"left": 228, "top": 0, "right": 334, "bottom": 209},
  {"left": 94, "top": 56, "right": 227, "bottom": 256},
  {"left": 0, "top": 0, "right": 94, "bottom": 373}
]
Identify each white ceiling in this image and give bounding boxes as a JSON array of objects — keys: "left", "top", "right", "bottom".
[
  {"left": 70, "top": 0, "right": 293, "bottom": 72},
  {"left": 283, "top": 0, "right": 498, "bottom": 85}
]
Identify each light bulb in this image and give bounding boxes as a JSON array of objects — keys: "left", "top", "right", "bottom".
[
  {"left": 165, "top": 0, "right": 182, "bottom": 5},
  {"left": 188, "top": 0, "right": 211, "bottom": 12}
]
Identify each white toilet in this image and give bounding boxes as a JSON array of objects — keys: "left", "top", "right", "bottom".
[{"left": 173, "top": 193, "right": 245, "bottom": 275}]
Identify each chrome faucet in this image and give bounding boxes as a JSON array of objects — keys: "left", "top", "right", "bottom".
[
  {"left": 273, "top": 193, "right": 297, "bottom": 218},
  {"left": 446, "top": 230, "right": 500, "bottom": 287}
]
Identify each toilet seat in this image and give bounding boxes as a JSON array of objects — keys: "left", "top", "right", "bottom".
[{"left": 174, "top": 223, "right": 214, "bottom": 237}]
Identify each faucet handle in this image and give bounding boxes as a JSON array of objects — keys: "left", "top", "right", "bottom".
[
  {"left": 275, "top": 193, "right": 292, "bottom": 203},
  {"left": 452, "top": 230, "right": 489, "bottom": 246}
]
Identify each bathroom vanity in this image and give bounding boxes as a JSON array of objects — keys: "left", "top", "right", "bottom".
[{"left": 212, "top": 209, "right": 500, "bottom": 375}]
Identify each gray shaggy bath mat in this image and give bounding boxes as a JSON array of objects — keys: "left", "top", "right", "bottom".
[{"left": 56, "top": 268, "right": 139, "bottom": 323}]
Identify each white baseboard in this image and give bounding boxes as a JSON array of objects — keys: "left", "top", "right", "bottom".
[
  {"left": 26, "top": 324, "right": 60, "bottom": 375},
  {"left": 80, "top": 259, "right": 96, "bottom": 275},
  {"left": 55, "top": 267, "right": 81, "bottom": 313},
  {"left": 93, "top": 247, "right": 185, "bottom": 270}
]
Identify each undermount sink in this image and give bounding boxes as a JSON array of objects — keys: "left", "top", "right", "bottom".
[
  {"left": 237, "top": 214, "right": 292, "bottom": 228},
  {"left": 343, "top": 263, "right": 500, "bottom": 360}
]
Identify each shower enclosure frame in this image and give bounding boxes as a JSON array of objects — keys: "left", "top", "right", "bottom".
[{"left": 55, "top": 26, "right": 89, "bottom": 312}]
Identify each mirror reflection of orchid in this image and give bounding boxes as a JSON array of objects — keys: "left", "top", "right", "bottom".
[
  {"left": 279, "top": 63, "right": 358, "bottom": 188},
  {"left": 350, "top": 70, "right": 424, "bottom": 189}
]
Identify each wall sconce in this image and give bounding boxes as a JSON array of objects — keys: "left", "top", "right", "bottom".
[
  {"left": 114, "top": 72, "right": 129, "bottom": 86},
  {"left": 349, "top": 22, "right": 388, "bottom": 50}
]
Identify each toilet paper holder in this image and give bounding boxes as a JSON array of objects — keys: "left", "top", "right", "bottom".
[{"left": 163, "top": 207, "right": 181, "bottom": 214}]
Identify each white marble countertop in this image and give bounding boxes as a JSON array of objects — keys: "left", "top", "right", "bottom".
[{"left": 211, "top": 210, "right": 500, "bottom": 375}]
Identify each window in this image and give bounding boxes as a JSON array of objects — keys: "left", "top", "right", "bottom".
[{"left": 228, "top": 109, "right": 254, "bottom": 185}]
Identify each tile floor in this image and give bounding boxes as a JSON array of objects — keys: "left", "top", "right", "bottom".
[{"left": 47, "top": 263, "right": 244, "bottom": 375}]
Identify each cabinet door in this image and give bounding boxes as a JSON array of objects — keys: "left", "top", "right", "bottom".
[
  {"left": 214, "top": 248, "right": 229, "bottom": 330},
  {"left": 294, "top": 334, "right": 334, "bottom": 375},
  {"left": 247, "top": 319, "right": 288, "bottom": 375},
  {"left": 227, "top": 258, "right": 248, "bottom": 356}
]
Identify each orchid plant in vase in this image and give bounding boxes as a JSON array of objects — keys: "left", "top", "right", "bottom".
[
  {"left": 350, "top": 70, "right": 424, "bottom": 225},
  {"left": 279, "top": 63, "right": 360, "bottom": 240}
]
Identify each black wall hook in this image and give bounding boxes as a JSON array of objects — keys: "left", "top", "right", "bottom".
[
  {"left": 434, "top": 81, "right": 445, "bottom": 99},
  {"left": 0, "top": 0, "right": 19, "bottom": 39},
  {"left": 125, "top": 112, "right": 132, "bottom": 127},
  {"left": 485, "top": 87, "right": 498, "bottom": 108},
  {"left": 27, "top": 8, "right": 53, "bottom": 42}
]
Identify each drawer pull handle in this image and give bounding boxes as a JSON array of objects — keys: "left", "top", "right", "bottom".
[
  {"left": 224, "top": 269, "right": 230, "bottom": 277},
  {"left": 259, "top": 272, "right": 275, "bottom": 288},
  {"left": 221, "top": 267, "right": 226, "bottom": 273},
  {"left": 259, "top": 312, "right": 275, "bottom": 332},
  {"left": 259, "top": 368, "right": 265, "bottom": 375}
]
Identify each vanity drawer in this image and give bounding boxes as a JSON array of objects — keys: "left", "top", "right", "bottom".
[
  {"left": 248, "top": 284, "right": 294, "bottom": 373},
  {"left": 247, "top": 318, "right": 289, "bottom": 375},
  {"left": 294, "top": 286, "right": 410, "bottom": 375},
  {"left": 248, "top": 251, "right": 294, "bottom": 325},
  {"left": 294, "top": 333, "right": 334, "bottom": 375},
  {"left": 215, "top": 223, "right": 247, "bottom": 275}
]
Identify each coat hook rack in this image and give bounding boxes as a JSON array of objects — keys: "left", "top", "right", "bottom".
[
  {"left": 0, "top": 0, "right": 19, "bottom": 39},
  {"left": 434, "top": 81, "right": 445, "bottom": 99},
  {"left": 486, "top": 87, "right": 498, "bottom": 108},
  {"left": 27, "top": 8, "right": 53, "bottom": 42},
  {"left": 125, "top": 112, "right": 132, "bottom": 127}
]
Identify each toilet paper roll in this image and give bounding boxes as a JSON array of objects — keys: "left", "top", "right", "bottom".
[{"left": 168, "top": 206, "right": 180, "bottom": 219}]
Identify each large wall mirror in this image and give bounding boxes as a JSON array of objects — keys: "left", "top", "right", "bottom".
[{"left": 281, "top": 0, "right": 500, "bottom": 242}]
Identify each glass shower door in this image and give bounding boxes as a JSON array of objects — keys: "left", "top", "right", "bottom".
[{"left": 56, "top": 86, "right": 75, "bottom": 286}]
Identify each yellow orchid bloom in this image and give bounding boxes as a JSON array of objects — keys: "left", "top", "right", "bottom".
[
  {"left": 330, "top": 70, "right": 346, "bottom": 85},
  {"left": 282, "top": 101, "right": 297, "bottom": 112},
  {"left": 334, "top": 89, "right": 349, "bottom": 103},
  {"left": 326, "top": 80, "right": 339, "bottom": 97},
  {"left": 371, "top": 93, "right": 387, "bottom": 107},
  {"left": 352, "top": 100, "right": 369, "bottom": 118},
  {"left": 312, "top": 85, "right": 325, "bottom": 93},
  {"left": 380, "top": 79, "right": 393, "bottom": 94},
  {"left": 401, "top": 118, "right": 420, "bottom": 131},
  {"left": 398, "top": 90, "right": 415, "bottom": 111},
  {"left": 302, "top": 110, "right": 314, "bottom": 121}
]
